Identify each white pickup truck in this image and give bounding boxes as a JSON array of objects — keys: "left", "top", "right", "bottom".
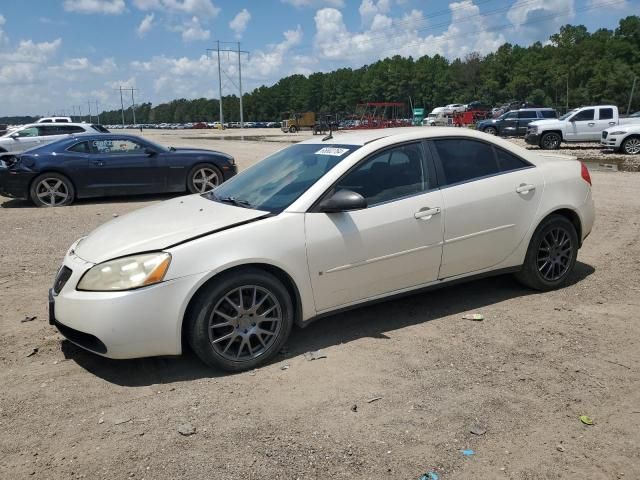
[{"left": 525, "top": 105, "right": 640, "bottom": 150}]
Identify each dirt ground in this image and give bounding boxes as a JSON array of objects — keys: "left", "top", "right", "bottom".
[{"left": 1, "top": 131, "right": 639, "bottom": 479}]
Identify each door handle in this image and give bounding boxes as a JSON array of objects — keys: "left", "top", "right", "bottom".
[
  {"left": 414, "top": 207, "right": 441, "bottom": 220},
  {"left": 588, "top": 122, "right": 595, "bottom": 126},
  {"left": 608, "top": 122, "right": 616, "bottom": 125},
  {"left": 516, "top": 184, "right": 536, "bottom": 194}
]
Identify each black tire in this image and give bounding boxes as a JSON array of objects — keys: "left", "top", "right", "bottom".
[
  {"left": 186, "top": 268, "right": 294, "bottom": 372},
  {"left": 515, "top": 214, "right": 578, "bottom": 291},
  {"left": 29, "top": 172, "right": 75, "bottom": 207},
  {"left": 540, "top": 132, "right": 561, "bottom": 150},
  {"left": 621, "top": 135, "right": 640, "bottom": 155},
  {"left": 289, "top": 125, "right": 298, "bottom": 133},
  {"left": 484, "top": 126, "right": 497, "bottom": 135},
  {"left": 187, "top": 163, "right": 222, "bottom": 194}
]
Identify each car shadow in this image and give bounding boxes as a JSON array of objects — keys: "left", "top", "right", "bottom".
[
  {"left": 60, "top": 261, "right": 595, "bottom": 387},
  {"left": 1, "top": 192, "right": 181, "bottom": 209}
]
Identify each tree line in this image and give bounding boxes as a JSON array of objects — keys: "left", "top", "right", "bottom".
[{"left": 2, "top": 16, "right": 638, "bottom": 126}]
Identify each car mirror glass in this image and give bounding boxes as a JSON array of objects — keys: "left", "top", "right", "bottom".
[
  {"left": 144, "top": 148, "right": 157, "bottom": 156},
  {"left": 318, "top": 189, "right": 367, "bottom": 213}
]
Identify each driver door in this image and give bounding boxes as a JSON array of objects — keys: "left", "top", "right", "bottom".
[
  {"left": 305, "top": 142, "right": 444, "bottom": 312},
  {"left": 7, "top": 126, "right": 41, "bottom": 153}
]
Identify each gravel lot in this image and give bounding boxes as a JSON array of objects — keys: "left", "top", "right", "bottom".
[{"left": 1, "top": 129, "right": 639, "bottom": 479}]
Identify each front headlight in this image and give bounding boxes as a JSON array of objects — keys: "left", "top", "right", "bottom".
[
  {"left": 529, "top": 126, "right": 538, "bottom": 133},
  {"left": 608, "top": 131, "right": 626, "bottom": 135},
  {"left": 77, "top": 252, "right": 171, "bottom": 291}
]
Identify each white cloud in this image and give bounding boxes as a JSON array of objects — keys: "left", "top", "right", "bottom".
[
  {"left": 588, "top": 0, "right": 627, "bottom": 9},
  {"left": 0, "top": 14, "right": 6, "bottom": 45},
  {"left": 229, "top": 9, "right": 251, "bottom": 39},
  {"left": 281, "top": 0, "right": 344, "bottom": 7},
  {"left": 62, "top": 57, "right": 117, "bottom": 74},
  {"left": 137, "top": 13, "right": 155, "bottom": 36},
  {"left": 0, "top": 38, "right": 62, "bottom": 85},
  {"left": 63, "top": 0, "right": 126, "bottom": 15},
  {"left": 180, "top": 16, "right": 210, "bottom": 42},
  {"left": 359, "top": 0, "right": 391, "bottom": 25},
  {"left": 314, "top": 1, "right": 505, "bottom": 63},
  {"left": 156, "top": 0, "right": 219, "bottom": 16},
  {"left": 507, "top": 0, "right": 574, "bottom": 41},
  {"left": 245, "top": 25, "right": 306, "bottom": 77},
  {"left": 132, "top": 0, "right": 162, "bottom": 9}
]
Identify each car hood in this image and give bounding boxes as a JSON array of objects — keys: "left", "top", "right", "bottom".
[
  {"left": 170, "top": 147, "right": 231, "bottom": 157},
  {"left": 74, "top": 194, "right": 269, "bottom": 264}
]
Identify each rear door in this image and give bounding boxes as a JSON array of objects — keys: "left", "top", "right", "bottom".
[
  {"left": 500, "top": 111, "right": 518, "bottom": 135},
  {"left": 85, "top": 138, "right": 163, "bottom": 195},
  {"left": 429, "top": 138, "right": 543, "bottom": 279},
  {"left": 594, "top": 107, "right": 617, "bottom": 136}
]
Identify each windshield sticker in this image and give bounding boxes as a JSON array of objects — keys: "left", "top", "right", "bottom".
[{"left": 314, "top": 147, "right": 349, "bottom": 156}]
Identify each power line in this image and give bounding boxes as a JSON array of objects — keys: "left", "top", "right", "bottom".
[{"left": 207, "top": 41, "right": 249, "bottom": 127}]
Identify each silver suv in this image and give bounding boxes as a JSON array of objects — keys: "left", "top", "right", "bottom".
[{"left": 0, "top": 123, "right": 109, "bottom": 158}]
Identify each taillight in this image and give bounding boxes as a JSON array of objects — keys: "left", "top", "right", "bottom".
[{"left": 580, "top": 162, "right": 591, "bottom": 186}]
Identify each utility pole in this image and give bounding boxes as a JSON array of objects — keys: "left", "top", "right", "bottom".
[
  {"left": 119, "top": 86, "right": 125, "bottom": 127},
  {"left": 628, "top": 76, "right": 637, "bottom": 116},
  {"left": 95, "top": 100, "right": 101, "bottom": 124},
  {"left": 130, "top": 89, "right": 137, "bottom": 126},
  {"left": 207, "top": 41, "right": 249, "bottom": 128},
  {"left": 87, "top": 100, "right": 92, "bottom": 123},
  {"left": 566, "top": 75, "right": 569, "bottom": 113}
]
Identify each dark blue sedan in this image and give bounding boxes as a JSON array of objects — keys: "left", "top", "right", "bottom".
[{"left": 0, "top": 134, "right": 237, "bottom": 206}]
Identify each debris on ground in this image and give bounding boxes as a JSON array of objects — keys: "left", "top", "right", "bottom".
[
  {"left": 177, "top": 423, "right": 196, "bottom": 436},
  {"left": 419, "top": 472, "right": 439, "bottom": 480},
  {"left": 112, "top": 213, "right": 119, "bottom": 217},
  {"left": 351, "top": 404, "right": 358, "bottom": 412},
  {"left": 114, "top": 417, "right": 132, "bottom": 425},
  {"left": 26, "top": 348, "right": 38, "bottom": 357},
  {"left": 462, "top": 313, "right": 484, "bottom": 321},
  {"left": 366, "top": 396, "right": 383, "bottom": 403},
  {"left": 470, "top": 424, "right": 487, "bottom": 435},
  {"left": 280, "top": 364, "right": 290, "bottom": 370},
  {"left": 579, "top": 415, "right": 594, "bottom": 425},
  {"left": 461, "top": 449, "right": 475, "bottom": 456},
  {"left": 303, "top": 350, "right": 327, "bottom": 361},
  {"left": 556, "top": 444, "right": 565, "bottom": 452},
  {"left": 21, "top": 315, "right": 37, "bottom": 323}
]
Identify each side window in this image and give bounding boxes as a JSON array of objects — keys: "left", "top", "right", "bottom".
[
  {"left": 58, "top": 125, "right": 85, "bottom": 134},
  {"left": 541, "top": 110, "right": 557, "bottom": 118},
  {"left": 495, "top": 147, "right": 531, "bottom": 172},
  {"left": 517, "top": 111, "right": 537, "bottom": 119},
  {"left": 572, "top": 109, "right": 595, "bottom": 121},
  {"left": 503, "top": 112, "right": 517, "bottom": 120},
  {"left": 55, "top": 119, "right": 70, "bottom": 123},
  {"left": 37, "top": 125, "right": 60, "bottom": 136},
  {"left": 333, "top": 143, "right": 426, "bottom": 206},
  {"left": 433, "top": 139, "right": 499, "bottom": 185},
  {"left": 92, "top": 139, "right": 145, "bottom": 154},
  {"left": 16, "top": 127, "right": 39, "bottom": 137},
  {"left": 599, "top": 108, "right": 613, "bottom": 120},
  {"left": 67, "top": 141, "right": 90, "bottom": 154}
]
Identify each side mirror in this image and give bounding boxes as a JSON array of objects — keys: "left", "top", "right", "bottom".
[
  {"left": 318, "top": 189, "right": 367, "bottom": 213},
  {"left": 144, "top": 148, "right": 157, "bottom": 156},
  {"left": 10, "top": 133, "right": 19, "bottom": 139}
]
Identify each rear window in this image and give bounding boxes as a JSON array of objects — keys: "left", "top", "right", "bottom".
[
  {"left": 599, "top": 108, "right": 613, "bottom": 120},
  {"left": 91, "top": 124, "right": 110, "bottom": 133},
  {"left": 54, "top": 119, "right": 70, "bottom": 123},
  {"left": 541, "top": 110, "right": 557, "bottom": 118},
  {"left": 495, "top": 147, "right": 531, "bottom": 172},
  {"left": 432, "top": 139, "right": 499, "bottom": 185},
  {"left": 517, "top": 111, "right": 538, "bottom": 119},
  {"left": 67, "top": 141, "right": 90, "bottom": 153}
]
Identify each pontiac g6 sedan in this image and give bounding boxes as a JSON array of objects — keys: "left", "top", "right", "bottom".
[{"left": 49, "top": 128, "right": 595, "bottom": 371}]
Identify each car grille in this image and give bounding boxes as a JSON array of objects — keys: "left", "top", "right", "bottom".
[
  {"left": 602, "top": 131, "right": 608, "bottom": 139},
  {"left": 53, "top": 266, "right": 72, "bottom": 294}
]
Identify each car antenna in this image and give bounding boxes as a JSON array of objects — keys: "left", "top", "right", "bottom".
[{"left": 322, "top": 115, "right": 333, "bottom": 141}]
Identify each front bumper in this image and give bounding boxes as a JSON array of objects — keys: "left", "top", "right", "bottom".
[
  {"left": 50, "top": 250, "right": 208, "bottom": 359},
  {"left": 0, "top": 168, "right": 34, "bottom": 199},
  {"left": 524, "top": 133, "right": 541, "bottom": 145},
  {"left": 600, "top": 136, "right": 622, "bottom": 150}
]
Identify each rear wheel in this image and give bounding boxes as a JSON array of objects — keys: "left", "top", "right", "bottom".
[
  {"left": 621, "top": 136, "right": 640, "bottom": 155},
  {"left": 484, "top": 126, "right": 497, "bottom": 135},
  {"left": 540, "top": 132, "right": 561, "bottom": 150},
  {"left": 515, "top": 214, "right": 578, "bottom": 291},
  {"left": 186, "top": 268, "right": 294, "bottom": 372},
  {"left": 29, "top": 173, "right": 75, "bottom": 207},
  {"left": 187, "top": 163, "right": 222, "bottom": 194}
]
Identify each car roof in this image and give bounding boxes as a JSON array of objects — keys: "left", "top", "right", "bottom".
[
  {"left": 298, "top": 126, "right": 512, "bottom": 146},
  {"left": 19, "top": 122, "right": 95, "bottom": 128}
]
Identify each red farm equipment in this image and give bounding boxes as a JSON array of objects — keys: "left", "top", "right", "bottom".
[
  {"left": 452, "top": 109, "right": 492, "bottom": 127},
  {"left": 344, "top": 102, "right": 412, "bottom": 129}
]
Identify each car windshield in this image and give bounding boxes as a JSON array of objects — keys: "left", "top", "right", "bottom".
[{"left": 208, "top": 143, "right": 360, "bottom": 213}]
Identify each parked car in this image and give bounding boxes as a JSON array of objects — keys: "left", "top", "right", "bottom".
[
  {"left": 601, "top": 124, "right": 640, "bottom": 154},
  {"left": 525, "top": 105, "right": 640, "bottom": 149},
  {"left": 477, "top": 108, "right": 557, "bottom": 136},
  {"left": 37, "top": 116, "right": 73, "bottom": 123},
  {"left": 47, "top": 127, "right": 594, "bottom": 371},
  {"left": 0, "top": 134, "right": 236, "bottom": 206},
  {"left": 444, "top": 103, "right": 466, "bottom": 113},
  {"left": 0, "top": 123, "right": 109, "bottom": 159}
]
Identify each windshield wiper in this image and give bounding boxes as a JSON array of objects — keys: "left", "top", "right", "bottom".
[{"left": 216, "top": 196, "right": 253, "bottom": 209}]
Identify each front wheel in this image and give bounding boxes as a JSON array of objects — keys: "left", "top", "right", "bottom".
[
  {"left": 515, "top": 214, "right": 578, "bottom": 291},
  {"left": 484, "top": 126, "right": 497, "bottom": 135},
  {"left": 187, "top": 163, "right": 222, "bottom": 194},
  {"left": 186, "top": 268, "right": 294, "bottom": 372},
  {"left": 29, "top": 173, "right": 75, "bottom": 207},
  {"left": 289, "top": 125, "right": 298, "bottom": 133},
  {"left": 540, "top": 132, "right": 561, "bottom": 150},
  {"left": 621, "top": 136, "right": 640, "bottom": 155}
]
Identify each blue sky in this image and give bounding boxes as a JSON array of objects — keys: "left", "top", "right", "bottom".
[{"left": 0, "top": 0, "right": 636, "bottom": 115}]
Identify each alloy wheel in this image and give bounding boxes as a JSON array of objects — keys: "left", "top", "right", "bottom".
[
  {"left": 35, "top": 178, "right": 69, "bottom": 206},
  {"left": 208, "top": 285, "right": 282, "bottom": 362},
  {"left": 541, "top": 134, "right": 560, "bottom": 149},
  {"left": 623, "top": 138, "right": 640, "bottom": 155},
  {"left": 537, "top": 227, "right": 573, "bottom": 281},
  {"left": 192, "top": 167, "right": 219, "bottom": 193},
  {"left": 485, "top": 127, "right": 497, "bottom": 135}
]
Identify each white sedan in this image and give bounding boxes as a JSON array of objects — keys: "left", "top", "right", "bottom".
[{"left": 49, "top": 128, "right": 595, "bottom": 371}]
